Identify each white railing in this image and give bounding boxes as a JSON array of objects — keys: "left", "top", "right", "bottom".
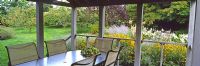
[{"left": 75, "top": 34, "right": 188, "bottom": 66}]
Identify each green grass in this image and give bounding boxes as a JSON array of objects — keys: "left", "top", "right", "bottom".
[{"left": 0, "top": 27, "right": 71, "bottom": 66}]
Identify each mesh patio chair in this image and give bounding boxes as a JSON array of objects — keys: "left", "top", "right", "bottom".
[
  {"left": 103, "top": 46, "right": 123, "bottom": 66},
  {"left": 45, "top": 39, "right": 67, "bottom": 56},
  {"left": 94, "top": 38, "right": 114, "bottom": 53},
  {"left": 71, "top": 54, "right": 100, "bottom": 66},
  {"left": 5, "top": 42, "right": 39, "bottom": 66}
]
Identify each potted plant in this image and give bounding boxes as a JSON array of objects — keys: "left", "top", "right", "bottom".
[{"left": 81, "top": 47, "right": 100, "bottom": 57}]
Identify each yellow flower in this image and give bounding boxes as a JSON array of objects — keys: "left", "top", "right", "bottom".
[{"left": 108, "top": 33, "right": 135, "bottom": 48}]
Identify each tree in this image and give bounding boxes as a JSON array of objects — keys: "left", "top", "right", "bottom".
[
  {"left": 44, "top": 7, "right": 71, "bottom": 27},
  {"left": 143, "top": 1, "right": 189, "bottom": 25},
  {"left": 106, "top": 5, "right": 129, "bottom": 26},
  {"left": 2, "top": 6, "right": 36, "bottom": 32},
  {"left": 0, "top": 0, "right": 29, "bottom": 26}
]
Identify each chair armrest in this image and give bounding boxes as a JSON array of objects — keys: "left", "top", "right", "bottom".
[{"left": 72, "top": 62, "right": 92, "bottom": 65}]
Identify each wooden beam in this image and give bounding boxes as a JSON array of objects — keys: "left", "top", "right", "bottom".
[
  {"left": 186, "top": 0, "right": 196, "bottom": 66},
  {"left": 71, "top": 7, "right": 77, "bottom": 50},
  {"left": 134, "top": 3, "right": 143, "bottom": 66},
  {"left": 27, "top": 0, "right": 71, "bottom": 7},
  {"left": 191, "top": 0, "right": 200, "bottom": 66},
  {"left": 36, "top": 2, "right": 44, "bottom": 58},
  {"left": 98, "top": 6, "right": 105, "bottom": 38},
  {"left": 68, "top": 0, "right": 175, "bottom": 7}
]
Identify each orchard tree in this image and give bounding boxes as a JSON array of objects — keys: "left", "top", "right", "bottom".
[{"left": 3, "top": 6, "right": 36, "bottom": 32}]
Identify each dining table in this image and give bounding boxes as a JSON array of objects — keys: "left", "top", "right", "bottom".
[{"left": 16, "top": 50, "right": 106, "bottom": 66}]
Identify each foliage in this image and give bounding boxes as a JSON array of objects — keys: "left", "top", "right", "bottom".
[
  {"left": 89, "top": 23, "right": 99, "bottom": 34},
  {"left": 141, "top": 43, "right": 187, "bottom": 66},
  {"left": 107, "top": 25, "right": 134, "bottom": 64},
  {"left": 142, "top": 28, "right": 188, "bottom": 43},
  {"left": 108, "top": 33, "right": 135, "bottom": 64},
  {"left": 106, "top": 5, "right": 129, "bottom": 26},
  {"left": 0, "top": 26, "right": 15, "bottom": 40},
  {"left": 77, "top": 8, "right": 99, "bottom": 33},
  {"left": 76, "top": 36, "right": 87, "bottom": 50},
  {"left": 44, "top": 7, "right": 71, "bottom": 27},
  {"left": 120, "top": 45, "right": 134, "bottom": 65},
  {"left": 81, "top": 47, "right": 100, "bottom": 57},
  {"left": 143, "top": 1, "right": 189, "bottom": 25},
  {"left": 2, "top": 6, "right": 36, "bottom": 32},
  {"left": 126, "top": 5, "right": 137, "bottom": 23},
  {"left": 141, "top": 44, "right": 161, "bottom": 66},
  {"left": 0, "top": 0, "right": 29, "bottom": 25},
  {"left": 163, "top": 44, "right": 187, "bottom": 66},
  {"left": 43, "top": 4, "right": 53, "bottom": 12},
  {"left": 0, "top": 0, "right": 29, "bottom": 15},
  {"left": 106, "top": 25, "right": 187, "bottom": 65}
]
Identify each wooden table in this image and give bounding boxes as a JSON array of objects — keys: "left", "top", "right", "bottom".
[{"left": 16, "top": 50, "right": 106, "bottom": 66}]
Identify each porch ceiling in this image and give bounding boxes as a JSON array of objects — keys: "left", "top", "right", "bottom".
[
  {"left": 68, "top": 0, "right": 188, "bottom": 7},
  {"left": 28, "top": 0, "right": 188, "bottom": 7}
]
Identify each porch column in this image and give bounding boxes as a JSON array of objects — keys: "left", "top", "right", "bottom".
[
  {"left": 186, "top": 0, "right": 196, "bottom": 66},
  {"left": 71, "top": 7, "right": 77, "bottom": 50},
  {"left": 191, "top": 0, "right": 200, "bottom": 66},
  {"left": 99, "top": 6, "right": 105, "bottom": 38},
  {"left": 134, "top": 3, "right": 143, "bottom": 66},
  {"left": 36, "top": 2, "right": 44, "bottom": 58}
]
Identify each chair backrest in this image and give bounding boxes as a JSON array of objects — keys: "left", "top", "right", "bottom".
[
  {"left": 71, "top": 55, "right": 99, "bottom": 66},
  {"left": 45, "top": 39, "right": 67, "bottom": 56},
  {"left": 6, "top": 42, "right": 39, "bottom": 66},
  {"left": 104, "top": 47, "right": 123, "bottom": 66},
  {"left": 94, "top": 38, "right": 114, "bottom": 52}
]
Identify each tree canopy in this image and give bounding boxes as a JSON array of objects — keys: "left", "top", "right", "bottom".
[{"left": 0, "top": 0, "right": 190, "bottom": 32}]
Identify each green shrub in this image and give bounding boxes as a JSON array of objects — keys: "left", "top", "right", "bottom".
[
  {"left": 44, "top": 7, "right": 71, "bottom": 27},
  {"left": 120, "top": 45, "right": 134, "bottom": 65},
  {"left": 141, "top": 44, "right": 161, "bottom": 66},
  {"left": 2, "top": 6, "right": 36, "bottom": 32},
  {"left": 0, "top": 26, "right": 15, "bottom": 40},
  {"left": 76, "top": 8, "right": 99, "bottom": 33},
  {"left": 76, "top": 37, "right": 87, "bottom": 50},
  {"left": 141, "top": 43, "right": 187, "bottom": 66},
  {"left": 89, "top": 23, "right": 99, "bottom": 34}
]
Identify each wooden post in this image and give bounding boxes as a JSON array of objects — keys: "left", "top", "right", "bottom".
[
  {"left": 36, "top": 2, "right": 44, "bottom": 58},
  {"left": 134, "top": 3, "right": 143, "bottom": 66},
  {"left": 99, "top": 6, "right": 105, "bottom": 38},
  {"left": 186, "top": 0, "right": 196, "bottom": 66},
  {"left": 116, "top": 39, "right": 120, "bottom": 66},
  {"left": 191, "top": 0, "right": 200, "bottom": 66},
  {"left": 86, "top": 36, "right": 89, "bottom": 47},
  {"left": 71, "top": 7, "right": 77, "bottom": 50},
  {"left": 160, "top": 43, "right": 164, "bottom": 66}
]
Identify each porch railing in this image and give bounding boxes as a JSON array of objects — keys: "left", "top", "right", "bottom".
[{"left": 66, "top": 34, "right": 187, "bottom": 66}]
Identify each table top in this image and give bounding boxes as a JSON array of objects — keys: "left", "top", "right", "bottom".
[{"left": 16, "top": 50, "right": 106, "bottom": 66}]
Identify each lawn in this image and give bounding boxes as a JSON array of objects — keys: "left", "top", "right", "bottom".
[{"left": 0, "top": 27, "right": 71, "bottom": 66}]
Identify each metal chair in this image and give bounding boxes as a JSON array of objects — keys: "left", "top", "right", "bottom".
[
  {"left": 94, "top": 38, "right": 114, "bottom": 53},
  {"left": 45, "top": 39, "right": 67, "bottom": 56},
  {"left": 103, "top": 46, "right": 123, "bottom": 66},
  {"left": 5, "top": 42, "right": 39, "bottom": 66},
  {"left": 71, "top": 54, "right": 100, "bottom": 66}
]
